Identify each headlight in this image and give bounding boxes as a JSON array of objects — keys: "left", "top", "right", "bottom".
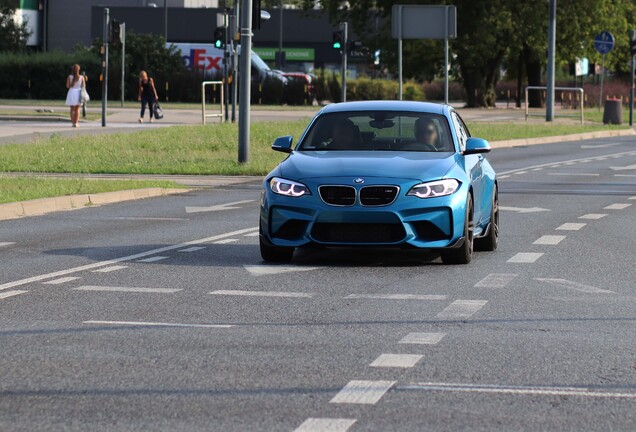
[
  {"left": 407, "top": 179, "right": 460, "bottom": 198},
  {"left": 269, "top": 177, "right": 311, "bottom": 197}
]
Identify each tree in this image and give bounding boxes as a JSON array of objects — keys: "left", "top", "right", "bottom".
[{"left": 0, "top": 0, "right": 29, "bottom": 53}]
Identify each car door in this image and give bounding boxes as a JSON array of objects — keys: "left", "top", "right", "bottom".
[{"left": 451, "top": 111, "right": 485, "bottom": 225}]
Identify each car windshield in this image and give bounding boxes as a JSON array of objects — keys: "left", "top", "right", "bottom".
[{"left": 298, "top": 111, "right": 455, "bottom": 152}]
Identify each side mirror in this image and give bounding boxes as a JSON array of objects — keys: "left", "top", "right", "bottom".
[
  {"left": 272, "top": 136, "right": 294, "bottom": 153},
  {"left": 463, "top": 137, "right": 491, "bottom": 155}
]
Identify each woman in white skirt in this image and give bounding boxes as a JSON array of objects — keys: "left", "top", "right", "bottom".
[{"left": 65, "top": 64, "right": 85, "bottom": 127}]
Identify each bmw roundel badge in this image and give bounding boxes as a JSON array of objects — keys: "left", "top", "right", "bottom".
[{"left": 353, "top": 178, "right": 365, "bottom": 184}]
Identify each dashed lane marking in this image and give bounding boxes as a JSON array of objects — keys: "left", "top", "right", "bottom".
[
  {"left": 548, "top": 173, "right": 600, "bottom": 176},
  {"left": 84, "top": 320, "right": 232, "bottom": 329},
  {"left": 0, "top": 242, "right": 15, "bottom": 248},
  {"left": 213, "top": 238, "right": 238, "bottom": 244},
  {"left": 178, "top": 246, "right": 206, "bottom": 253},
  {"left": 345, "top": 294, "right": 446, "bottom": 301},
  {"left": 514, "top": 171, "right": 527, "bottom": 175},
  {"left": 370, "top": 354, "right": 423, "bottom": 368},
  {"left": 604, "top": 203, "right": 632, "bottom": 210},
  {"left": 244, "top": 265, "right": 319, "bottom": 276},
  {"left": 210, "top": 289, "right": 313, "bottom": 298},
  {"left": 0, "top": 290, "right": 27, "bottom": 300},
  {"left": 534, "top": 278, "right": 615, "bottom": 294},
  {"left": 630, "top": 196, "right": 636, "bottom": 200},
  {"left": 74, "top": 286, "right": 181, "bottom": 293},
  {"left": 399, "top": 333, "right": 446, "bottom": 345},
  {"left": 244, "top": 232, "right": 260, "bottom": 237},
  {"left": 92, "top": 265, "right": 128, "bottom": 273},
  {"left": 474, "top": 273, "right": 517, "bottom": 288},
  {"left": 533, "top": 235, "right": 566, "bottom": 245},
  {"left": 579, "top": 213, "right": 607, "bottom": 220},
  {"left": 556, "top": 223, "right": 586, "bottom": 231},
  {"left": 43, "top": 276, "right": 81, "bottom": 285},
  {"left": 137, "top": 256, "right": 169, "bottom": 263},
  {"left": 435, "top": 300, "right": 488, "bottom": 319},
  {"left": 497, "top": 150, "right": 636, "bottom": 176},
  {"left": 398, "top": 382, "right": 636, "bottom": 399},
  {"left": 0, "top": 227, "right": 258, "bottom": 292},
  {"left": 507, "top": 253, "right": 543, "bottom": 263},
  {"left": 293, "top": 418, "right": 357, "bottom": 432},
  {"left": 329, "top": 380, "right": 396, "bottom": 405}
]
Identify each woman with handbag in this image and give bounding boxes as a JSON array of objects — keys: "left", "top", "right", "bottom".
[
  {"left": 65, "top": 64, "right": 86, "bottom": 128},
  {"left": 137, "top": 71, "right": 158, "bottom": 123}
]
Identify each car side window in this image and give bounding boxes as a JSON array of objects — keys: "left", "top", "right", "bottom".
[{"left": 451, "top": 112, "right": 468, "bottom": 152}]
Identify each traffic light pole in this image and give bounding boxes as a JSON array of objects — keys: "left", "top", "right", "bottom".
[
  {"left": 630, "top": 30, "right": 635, "bottom": 127},
  {"left": 121, "top": 22, "right": 125, "bottom": 108},
  {"left": 341, "top": 22, "right": 347, "bottom": 103},
  {"left": 238, "top": 0, "right": 252, "bottom": 163},
  {"left": 102, "top": 8, "right": 109, "bottom": 127},
  {"left": 223, "top": 10, "right": 229, "bottom": 122}
]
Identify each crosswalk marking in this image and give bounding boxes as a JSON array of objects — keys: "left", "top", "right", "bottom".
[
  {"left": 74, "top": 286, "right": 181, "bottom": 293},
  {"left": 294, "top": 418, "right": 357, "bottom": 432},
  {"left": 399, "top": 332, "right": 446, "bottom": 345},
  {"left": 474, "top": 273, "right": 517, "bottom": 288},
  {"left": 579, "top": 213, "right": 607, "bottom": 220},
  {"left": 604, "top": 203, "right": 631, "bottom": 210},
  {"left": 210, "top": 290, "right": 313, "bottom": 298},
  {"left": 507, "top": 253, "right": 543, "bottom": 263},
  {"left": 436, "top": 300, "right": 488, "bottom": 319},
  {"left": 345, "top": 293, "right": 446, "bottom": 300},
  {"left": 92, "top": 265, "right": 128, "bottom": 273},
  {"left": 556, "top": 223, "right": 586, "bottom": 231},
  {"left": 330, "top": 380, "right": 395, "bottom": 405},
  {"left": 0, "top": 290, "right": 27, "bottom": 300},
  {"left": 533, "top": 235, "right": 566, "bottom": 245},
  {"left": 369, "top": 353, "right": 423, "bottom": 368},
  {"left": 43, "top": 276, "right": 81, "bottom": 285}
]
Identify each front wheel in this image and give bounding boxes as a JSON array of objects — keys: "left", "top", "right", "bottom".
[
  {"left": 441, "top": 195, "right": 474, "bottom": 265},
  {"left": 475, "top": 186, "right": 499, "bottom": 252}
]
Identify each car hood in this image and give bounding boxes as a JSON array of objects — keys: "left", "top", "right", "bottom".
[{"left": 279, "top": 151, "right": 457, "bottom": 182}]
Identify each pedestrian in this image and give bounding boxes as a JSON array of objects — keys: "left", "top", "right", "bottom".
[
  {"left": 65, "top": 64, "right": 85, "bottom": 127},
  {"left": 137, "top": 71, "right": 158, "bottom": 123}
]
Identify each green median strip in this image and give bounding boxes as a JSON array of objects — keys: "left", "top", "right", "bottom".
[{"left": 0, "top": 177, "right": 183, "bottom": 205}]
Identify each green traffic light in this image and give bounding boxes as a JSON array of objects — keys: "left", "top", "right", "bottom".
[
  {"left": 333, "top": 42, "right": 341, "bottom": 49},
  {"left": 215, "top": 40, "right": 222, "bottom": 48}
]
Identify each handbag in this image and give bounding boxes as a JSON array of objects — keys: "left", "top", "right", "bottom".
[
  {"left": 80, "top": 86, "right": 90, "bottom": 104},
  {"left": 153, "top": 101, "right": 163, "bottom": 120}
]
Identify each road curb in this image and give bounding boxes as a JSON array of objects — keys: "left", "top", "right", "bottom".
[
  {"left": 490, "top": 128, "right": 636, "bottom": 148},
  {"left": 0, "top": 188, "right": 188, "bottom": 221}
]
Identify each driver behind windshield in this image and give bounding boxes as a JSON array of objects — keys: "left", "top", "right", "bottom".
[
  {"left": 414, "top": 117, "right": 441, "bottom": 150},
  {"left": 329, "top": 118, "right": 358, "bottom": 149}
]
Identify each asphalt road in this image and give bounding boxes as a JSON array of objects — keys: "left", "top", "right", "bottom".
[{"left": 1, "top": 136, "right": 636, "bottom": 431}]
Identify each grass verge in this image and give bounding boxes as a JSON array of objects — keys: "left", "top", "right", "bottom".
[
  {"left": 0, "top": 120, "right": 628, "bottom": 176},
  {"left": 0, "top": 177, "right": 183, "bottom": 205}
]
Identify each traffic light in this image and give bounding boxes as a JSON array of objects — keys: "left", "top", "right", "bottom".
[
  {"left": 108, "top": 19, "right": 120, "bottom": 45},
  {"left": 214, "top": 27, "right": 226, "bottom": 49},
  {"left": 332, "top": 31, "right": 343, "bottom": 50}
]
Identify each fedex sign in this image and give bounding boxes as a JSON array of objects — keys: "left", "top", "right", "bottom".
[{"left": 170, "top": 43, "right": 225, "bottom": 72}]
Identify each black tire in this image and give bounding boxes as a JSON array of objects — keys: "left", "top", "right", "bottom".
[
  {"left": 475, "top": 186, "right": 499, "bottom": 252},
  {"left": 441, "top": 195, "right": 474, "bottom": 265}
]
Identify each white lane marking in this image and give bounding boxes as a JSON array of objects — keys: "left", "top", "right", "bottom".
[
  {"left": 244, "top": 265, "right": 319, "bottom": 276},
  {"left": 112, "top": 217, "right": 188, "bottom": 221},
  {"left": 92, "top": 265, "right": 128, "bottom": 273},
  {"left": 498, "top": 175, "right": 511, "bottom": 179},
  {"left": 507, "top": 253, "right": 543, "bottom": 263},
  {"left": 535, "top": 278, "right": 615, "bottom": 294},
  {"left": 579, "top": 160, "right": 592, "bottom": 163},
  {"left": 185, "top": 199, "right": 255, "bottom": 214},
  {"left": 399, "top": 382, "right": 636, "bottom": 399},
  {"left": 329, "top": 380, "right": 395, "bottom": 405},
  {"left": 556, "top": 223, "right": 586, "bottom": 231},
  {"left": 370, "top": 353, "right": 423, "bottom": 368},
  {"left": 84, "top": 320, "right": 232, "bottom": 329},
  {"left": 499, "top": 206, "right": 550, "bottom": 214},
  {"left": 294, "top": 418, "right": 357, "bottom": 432},
  {"left": 436, "top": 300, "right": 488, "bottom": 319},
  {"left": 213, "top": 238, "right": 238, "bottom": 244},
  {"left": 43, "top": 276, "right": 81, "bottom": 285},
  {"left": 178, "top": 246, "right": 206, "bottom": 253},
  {"left": 210, "top": 290, "right": 313, "bottom": 298},
  {"left": 604, "top": 203, "right": 632, "bottom": 210},
  {"left": 0, "top": 242, "right": 16, "bottom": 248},
  {"left": 610, "top": 164, "right": 636, "bottom": 171},
  {"left": 579, "top": 213, "right": 607, "bottom": 220},
  {"left": 548, "top": 173, "right": 599, "bottom": 177},
  {"left": 74, "top": 286, "right": 182, "bottom": 293},
  {"left": 137, "top": 256, "right": 169, "bottom": 263},
  {"left": 498, "top": 150, "right": 636, "bottom": 176},
  {"left": 399, "top": 332, "right": 446, "bottom": 345},
  {"left": 345, "top": 293, "right": 446, "bottom": 301},
  {"left": 564, "top": 162, "right": 575, "bottom": 166},
  {"left": 0, "top": 290, "right": 27, "bottom": 300},
  {"left": 614, "top": 174, "right": 636, "bottom": 177},
  {"left": 630, "top": 196, "right": 636, "bottom": 200},
  {"left": 514, "top": 171, "right": 527, "bottom": 175},
  {"left": 244, "top": 232, "right": 260, "bottom": 237},
  {"left": 533, "top": 235, "right": 566, "bottom": 245},
  {"left": 531, "top": 168, "right": 543, "bottom": 171},
  {"left": 474, "top": 273, "right": 517, "bottom": 288},
  {"left": 581, "top": 142, "right": 622, "bottom": 148},
  {"left": 0, "top": 227, "right": 259, "bottom": 292}
]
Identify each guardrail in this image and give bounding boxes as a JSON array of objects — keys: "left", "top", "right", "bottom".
[
  {"left": 525, "top": 86, "right": 584, "bottom": 124},
  {"left": 201, "top": 81, "right": 224, "bottom": 124}
]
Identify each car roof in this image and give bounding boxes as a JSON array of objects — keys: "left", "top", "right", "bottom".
[{"left": 319, "top": 100, "right": 449, "bottom": 116}]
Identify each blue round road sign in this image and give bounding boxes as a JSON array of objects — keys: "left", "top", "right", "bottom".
[{"left": 594, "top": 31, "right": 615, "bottom": 55}]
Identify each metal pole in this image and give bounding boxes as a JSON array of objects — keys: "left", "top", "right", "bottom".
[
  {"left": 599, "top": 53, "right": 605, "bottom": 111},
  {"left": 630, "top": 30, "right": 635, "bottom": 126},
  {"left": 546, "top": 0, "right": 556, "bottom": 121},
  {"left": 238, "top": 0, "right": 252, "bottom": 163},
  {"left": 444, "top": 6, "right": 449, "bottom": 104},
  {"left": 341, "top": 22, "right": 347, "bottom": 102},
  {"left": 164, "top": 0, "right": 168, "bottom": 41},
  {"left": 102, "top": 8, "right": 109, "bottom": 127},
  {"left": 223, "top": 9, "right": 229, "bottom": 122},
  {"left": 278, "top": 0, "right": 283, "bottom": 69},
  {"left": 121, "top": 22, "right": 125, "bottom": 108},
  {"left": 398, "top": 5, "right": 402, "bottom": 100},
  {"left": 231, "top": 4, "right": 239, "bottom": 123}
]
